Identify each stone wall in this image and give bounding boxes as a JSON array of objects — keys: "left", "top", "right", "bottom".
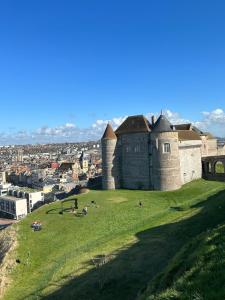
[
  {"left": 119, "top": 133, "right": 150, "bottom": 189},
  {"left": 151, "top": 131, "right": 182, "bottom": 191},
  {"left": 200, "top": 136, "right": 218, "bottom": 157},
  {"left": 218, "top": 145, "right": 225, "bottom": 156},
  {"left": 208, "top": 139, "right": 218, "bottom": 156},
  {"left": 179, "top": 140, "right": 202, "bottom": 184},
  {"left": 102, "top": 139, "right": 120, "bottom": 190}
]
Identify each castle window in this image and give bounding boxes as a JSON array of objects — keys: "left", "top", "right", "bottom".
[
  {"left": 163, "top": 143, "right": 171, "bottom": 153},
  {"left": 134, "top": 144, "right": 141, "bottom": 153}
]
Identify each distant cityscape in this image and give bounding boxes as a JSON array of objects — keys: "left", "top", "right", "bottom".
[{"left": 0, "top": 141, "right": 102, "bottom": 221}]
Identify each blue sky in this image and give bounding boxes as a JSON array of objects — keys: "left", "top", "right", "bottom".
[{"left": 0, "top": 0, "right": 225, "bottom": 144}]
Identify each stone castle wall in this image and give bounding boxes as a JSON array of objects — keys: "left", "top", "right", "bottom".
[
  {"left": 102, "top": 138, "right": 120, "bottom": 190},
  {"left": 217, "top": 145, "right": 225, "bottom": 156},
  {"left": 151, "top": 131, "right": 182, "bottom": 191},
  {"left": 119, "top": 133, "right": 150, "bottom": 189},
  {"left": 200, "top": 136, "right": 218, "bottom": 157},
  {"left": 179, "top": 140, "right": 202, "bottom": 184}
]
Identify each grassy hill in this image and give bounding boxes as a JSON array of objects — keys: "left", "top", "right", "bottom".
[
  {"left": 3, "top": 179, "right": 225, "bottom": 300},
  {"left": 138, "top": 223, "right": 225, "bottom": 300}
]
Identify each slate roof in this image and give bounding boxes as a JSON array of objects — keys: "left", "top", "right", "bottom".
[
  {"left": 101, "top": 123, "right": 117, "bottom": 140},
  {"left": 108, "top": 113, "right": 215, "bottom": 143},
  {"left": 151, "top": 115, "right": 172, "bottom": 132},
  {"left": 173, "top": 124, "right": 192, "bottom": 130},
  {"left": 115, "top": 115, "right": 151, "bottom": 135}
]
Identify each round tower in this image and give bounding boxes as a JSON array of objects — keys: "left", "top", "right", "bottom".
[
  {"left": 101, "top": 123, "right": 119, "bottom": 190},
  {"left": 151, "top": 115, "right": 182, "bottom": 191}
]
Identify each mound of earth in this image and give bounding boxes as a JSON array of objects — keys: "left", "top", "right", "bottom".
[{"left": 78, "top": 187, "right": 90, "bottom": 194}]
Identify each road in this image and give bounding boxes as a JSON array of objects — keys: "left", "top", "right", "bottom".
[{"left": 0, "top": 218, "right": 16, "bottom": 229}]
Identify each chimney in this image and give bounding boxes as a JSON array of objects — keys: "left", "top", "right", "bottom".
[{"left": 151, "top": 115, "right": 156, "bottom": 125}]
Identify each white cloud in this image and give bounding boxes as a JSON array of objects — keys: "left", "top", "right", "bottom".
[
  {"left": 146, "top": 110, "right": 190, "bottom": 125},
  {"left": 193, "top": 108, "right": 225, "bottom": 136},
  {"left": 91, "top": 116, "right": 127, "bottom": 132},
  {"left": 164, "top": 110, "right": 191, "bottom": 125},
  {"left": 0, "top": 108, "right": 225, "bottom": 145},
  {"left": 65, "top": 123, "right": 76, "bottom": 128}
]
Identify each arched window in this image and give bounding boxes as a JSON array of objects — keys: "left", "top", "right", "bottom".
[
  {"left": 215, "top": 161, "right": 225, "bottom": 174},
  {"left": 163, "top": 143, "right": 171, "bottom": 153}
]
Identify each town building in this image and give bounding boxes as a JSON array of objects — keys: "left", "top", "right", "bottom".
[
  {"left": 79, "top": 151, "right": 89, "bottom": 173},
  {"left": 0, "top": 195, "right": 27, "bottom": 220},
  {"left": 7, "top": 188, "right": 44, "bottom": 213},
  {"left": 0, "top": 183, "right": 12, "bottom": 196},
  {"left": 0, "top": 171, "right": 6, "bottom": 183}
]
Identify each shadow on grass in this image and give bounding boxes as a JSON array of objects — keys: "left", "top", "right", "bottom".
[
  {"left": 46, "top": 208, "right": 72, "bottom": 215},
  {"left": 46, "top": 208, "right": 86, "bottom": 218},
  {"left": 169, "top": 206, "right": 186, "bottom": 211},
  {"left": 23, "top": 189, "right": 225, "bottom": 300}
]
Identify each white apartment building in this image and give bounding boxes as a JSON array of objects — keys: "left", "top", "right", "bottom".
[
  {"left": 8, "top": 188, "right": 44, "bottom": 213},
  {"left": 0, "top": 195, "right": 27, "bottom": 220},
  {"left": 0, "top": 183, "right": 12, "bottom": 196}
]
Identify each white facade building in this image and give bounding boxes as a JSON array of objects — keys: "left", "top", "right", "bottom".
[
  {"left": 8, "top": 188, "right": 44, "bottom": 213},
  {"left": 0, "top": 195, "right": 27, "bottom": 220},
  {"left": 0, "top": 183, "right": 12, "bottom": 196}
]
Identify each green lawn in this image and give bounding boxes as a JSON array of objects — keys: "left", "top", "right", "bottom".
[
  {"left": 138, "top": 221, "right": 225, "bottom": 300},
  {"left": 3, "top": 179, "right": 225, "bottom": 300},
  {"left": 215, "top": 161, "right": 225, "bottom": 174}
]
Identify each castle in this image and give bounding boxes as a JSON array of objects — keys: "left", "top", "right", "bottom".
[{"left": 101, "top": 113, "right": 222, "bottom": 191}]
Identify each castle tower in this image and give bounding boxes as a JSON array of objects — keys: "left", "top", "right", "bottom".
[
  {"left": 151, "top": 115, "right": 182, "bottom": 191},
  {"left": 101, "top": 123, "right": 120, "bottom": 190}
]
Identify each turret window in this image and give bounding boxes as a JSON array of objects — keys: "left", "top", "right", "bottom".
[{"left": 163, "top": 143, "right": 171, "bottom": 153}]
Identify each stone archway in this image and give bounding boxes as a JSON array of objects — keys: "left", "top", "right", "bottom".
[{"left": 202, "top": 155, "right": 225, "bottom": 181}]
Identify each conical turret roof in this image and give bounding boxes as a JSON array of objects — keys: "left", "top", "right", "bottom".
[
  {"left": 101, "top": 123, "right": 117, "bottom": 140},
  {"left": 152, "top": 114, "right": 172, "bottom": 132}
]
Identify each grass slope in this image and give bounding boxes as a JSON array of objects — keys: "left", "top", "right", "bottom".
[
  {"left": 138, "top": 224, "right": 225, "bottom": 300},
  {"left": 3, "top": 179, "right": 225, "bottom": 300}
]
